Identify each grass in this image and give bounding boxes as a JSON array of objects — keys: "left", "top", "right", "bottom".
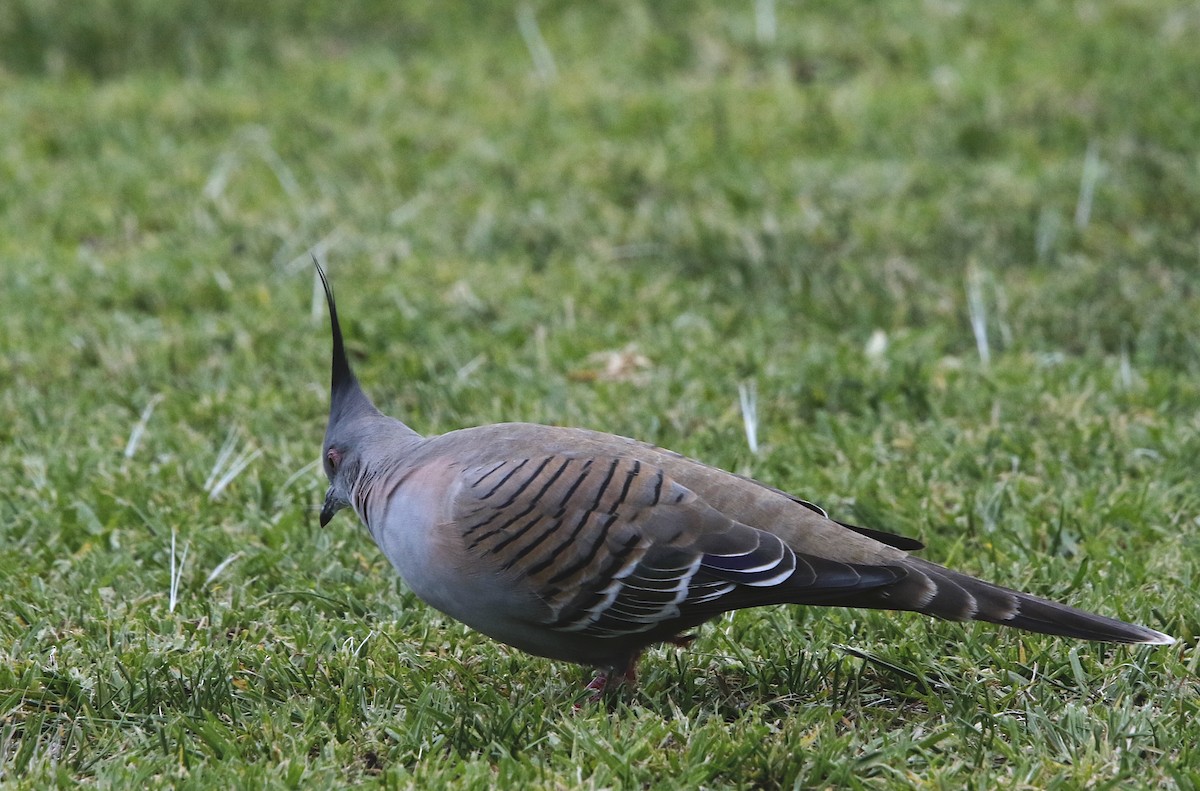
[{"left": 1, "top": 0, "right": 1198, "bottom": 787}]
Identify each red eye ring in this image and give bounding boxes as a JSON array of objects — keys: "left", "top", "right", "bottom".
[{"left": 326, "top": 448, "right": 343, "bottom": 469}]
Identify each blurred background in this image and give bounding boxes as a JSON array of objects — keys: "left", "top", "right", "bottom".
[{"left": 1, "top": 1, "right": 1196, "bottom": 786}]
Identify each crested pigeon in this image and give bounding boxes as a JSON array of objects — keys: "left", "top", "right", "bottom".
[{"left": 313, "top": 265, "right": 1173, "bottom": 696}]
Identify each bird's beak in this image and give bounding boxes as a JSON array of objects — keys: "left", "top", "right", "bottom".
[{"left": 320, "top": 487, "right": 339, "bottom": 528}]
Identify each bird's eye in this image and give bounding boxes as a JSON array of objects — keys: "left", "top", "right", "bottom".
[{"left": 326, "top": 448, "right": 342, "bottom": 471}]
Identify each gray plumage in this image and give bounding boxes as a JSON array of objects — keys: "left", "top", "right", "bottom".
[{"left": 314, "top": 265, "right": 1173, "bottom": 686}]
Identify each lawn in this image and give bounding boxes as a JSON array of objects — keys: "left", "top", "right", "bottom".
[{"left": 1, "top": 1, "right": 1197, "bottom": 787}]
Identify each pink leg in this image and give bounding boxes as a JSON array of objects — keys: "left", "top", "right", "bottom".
[
  {"left": 574, "top": 654, "right": 642, "bottom": 709},
  {"left": 574, "top": 638, "right": 696, "bottom": 707},
  {"left": 572, "top": 672, "right": 611, "bottom": 711},
  {"left": 584, "top": 672, "right": 610, "bottom": 700}
]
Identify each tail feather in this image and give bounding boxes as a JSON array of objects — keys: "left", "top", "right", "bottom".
[
  {"left": 851, "top": 558, "right": 1174, "bottom": 645},
  {"left": 912, "top": 559, "right": 1166, "bottom": 648},
  {"left": 973, "top": 585, "right": 1174, "bottom": 644}
]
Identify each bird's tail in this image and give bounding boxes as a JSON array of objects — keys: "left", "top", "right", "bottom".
[{"left": 852, "top": 557, "right": 1174, "bottom": 645}]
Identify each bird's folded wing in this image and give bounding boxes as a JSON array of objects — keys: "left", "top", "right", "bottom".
[{"left": 451, "top": 454, "right": 905, "bottom": 639}]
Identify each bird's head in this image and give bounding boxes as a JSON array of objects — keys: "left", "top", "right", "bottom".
[{"left": 315, "top": 261, "right": 381, "bottom": 527}]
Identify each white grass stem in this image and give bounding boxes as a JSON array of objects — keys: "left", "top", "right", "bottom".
[
  {"left": 994, "top": 279, "right": 1013, "bottom": 349},
  {"left": 204, "top": 126, "right": 302, "bottom": 203},
  {"left": 755, "top": 0, "right": 777, "bottom": 44},
  {"left": 280, "top": 458, "right": 321, "bottom": 495},
  {"left": 343, "top": 630, "right": 376, "bottom": 658},
  {"left": 388, "top": 195, "right": 428, "bottom": 228},
  {"left": 738, "top": 380, "right": 760, "bottom": 455},
  {"left": 864, "top": 329, "right": 888, "bottom": 363},
  {"left": 281, "top": 228, "right": 342, "bottom": 277},
  {"left": 517, "top": 4, "right": 557, "bottom": 81},
  {"left": 1075, "top": 141, "right": 1102, "bottom": 230},
  {"left": 204, "top": 426, "right": 262, "bottom": 500},
  {"left": 209, "top": 448, "right": 262, "bottom": 501},
  {"left": 456, "top": 354, "right": 487, "bottom": 382},
  {"left": 124, "top": 393, "right": 164, "bottom": 459},
  {"left": 203, "top": 150, "right": 237, "bottom": 202},
  {"left": 1119, "top": 345, "right": 1134, "bottom": 390},
  {"left": 258, "top": 140, "right": 302, "bottom": 200},
  {"left": 169, "top": 529, "right": 189, "bottom": 613},
  {"left": 203, "top": 428, "right": 239, "bottom": 492},
  {"left": 205, "top": 552, "right": 242, "bottom": 586},
  {"left": 534, "top": 324, "right": 549, "bottom": 373},
  {"left": 1035, "top": 207, "right": 1060, "bottom": 261},
  {"left": 966, "top": 266, "right": 991, "bottom": 367}
]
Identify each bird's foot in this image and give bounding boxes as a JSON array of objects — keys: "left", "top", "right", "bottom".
[
  {"left": 574, "top": 660, "right": 640, "bottom": 710},
  {"left": 571, "top": 672, "right": 611, "bottom": 712},
  {"left": 574, "top": 639, "right": 695, "bottom": 709},
  {"left": 584, "top": 672, "right": 610, "bottom": 701}
]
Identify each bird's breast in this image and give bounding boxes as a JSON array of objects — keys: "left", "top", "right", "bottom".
[{"left": 363, "top": 459, "right": 544, "bottom": 634}]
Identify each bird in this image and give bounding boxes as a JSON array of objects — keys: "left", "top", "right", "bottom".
[{"left": 313, "top": 264, "right": 1174, "bottom": 698}]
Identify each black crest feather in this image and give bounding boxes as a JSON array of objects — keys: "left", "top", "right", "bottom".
[{"left": 315, "top": 259, "right": 377, "bottom": 430}]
